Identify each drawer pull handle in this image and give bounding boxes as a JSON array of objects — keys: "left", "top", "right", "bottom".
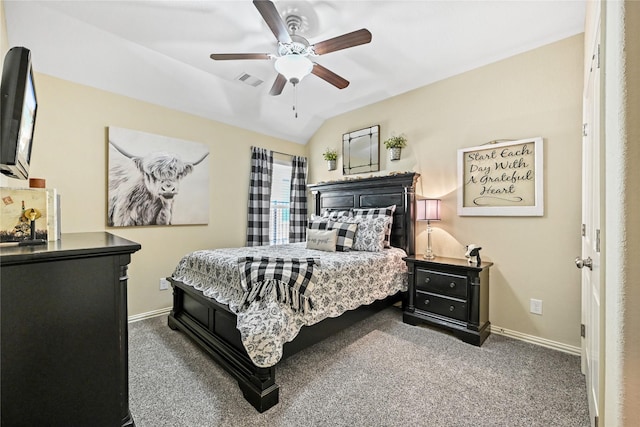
[
  {"left": 425, "top": 299, "right": 430, "bottom": 305},
  {"left": 424, "top": 277, "right": 431, "bottom": 283},
  {"left": 449, "top": 306, "right": 455, "bottom": 312},
  {"left": 449, "top": 282, "right": 455, "bottom": 288}
]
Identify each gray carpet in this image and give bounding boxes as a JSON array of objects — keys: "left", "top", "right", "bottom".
[{"left": 128, "top": 307, "right": 589, "bottom": 426}]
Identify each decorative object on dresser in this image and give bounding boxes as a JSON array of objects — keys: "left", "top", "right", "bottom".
[
  {"left": 403, "top": 256, "right": 492, "bottom": 346},
  {"left": 383, "top": 134, "right": 407, "bottom": 161},
  {"left": 342, "top": 125, "right": 380, "bottom": 175},
  {"left": 167, "top": 172, "right": 419, "bottom": 413},
  {"left": 416, "top": 198, "right": 441, "bottom": 260},
  {"left": 0, "top": 232, "right": 141, "bottom": 426},
  {"left": 28, "top": 177, "right": 46, "bottom": 188},
  {"left": 465, "top": 244, "right": 482, "bottom": 266},
  {"left": 1, "top": 186, "right": 60, "bottom": 244}
]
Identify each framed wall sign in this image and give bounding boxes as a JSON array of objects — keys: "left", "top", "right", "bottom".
[{"left": 457, "top": 137, "right": 543, "bottom": 216}]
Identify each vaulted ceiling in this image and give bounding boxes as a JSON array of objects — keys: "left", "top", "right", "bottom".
[{"left": 3, "top": 1, "right": 586, "bottom": 144}]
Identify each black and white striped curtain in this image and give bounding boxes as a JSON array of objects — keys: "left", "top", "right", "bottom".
[
  {"left": 289, "top": 156, "right": 308, "bottom": 243},
  {"left": 246, "top": 147, "right": 273, "bottom": 246}
]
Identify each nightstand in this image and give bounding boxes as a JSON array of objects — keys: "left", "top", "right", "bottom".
[{"left": 403, "top": 255, "right": 492, "bottom": 346}]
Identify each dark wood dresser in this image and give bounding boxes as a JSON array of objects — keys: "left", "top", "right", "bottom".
[
  {"left": 403, "top": 256, "right": 492, "bottom": 346},
  {"left": 0, "top": 232, "right": 141, "bottom": 426}
]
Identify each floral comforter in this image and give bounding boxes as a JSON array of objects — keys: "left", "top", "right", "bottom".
[{"left": 171, "top": 242, "right": 408, "bottom": 367}]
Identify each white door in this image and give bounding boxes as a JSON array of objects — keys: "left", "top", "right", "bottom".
[{"left": 578, "top": 19, "right": 602, "bottom": 427}]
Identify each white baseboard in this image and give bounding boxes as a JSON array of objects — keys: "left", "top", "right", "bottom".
[
  {"left": 127, "top": 309, "right": 581, "bottom": 356},
  {"left": 128, "top": 307, "right": 172, "bottom": 323},
  {"left": 490, "top": 324, "right": 581, "bottom": 356}
]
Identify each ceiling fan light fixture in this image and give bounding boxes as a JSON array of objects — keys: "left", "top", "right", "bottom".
[{"left": 274, "top": 54, "right": 313, "bottom": 84}]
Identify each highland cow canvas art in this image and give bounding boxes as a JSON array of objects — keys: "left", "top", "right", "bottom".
[{"left": 108, "top": 127, "right": 210, "bottom": 227}]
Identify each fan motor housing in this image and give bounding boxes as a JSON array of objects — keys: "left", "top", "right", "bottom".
[{"left": 278, "top": 34, "right": 313, "bottom": 56}]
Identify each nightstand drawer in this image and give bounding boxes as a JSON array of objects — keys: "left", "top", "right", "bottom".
[
  {"left": 416, "top": 268, "right": 467, "bottom": 299},
  {"left": 415, "top": 291, "right": 467, "bottom": 322}
]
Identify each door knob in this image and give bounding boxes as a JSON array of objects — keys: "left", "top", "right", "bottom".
[{"left": 575, "top": 256, "right": 593, "bottom": 270}]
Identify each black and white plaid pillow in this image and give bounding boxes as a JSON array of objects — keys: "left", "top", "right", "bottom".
[
  {"left": 330, "top": 222, "right": 358, "bottom": 252},
  {"left": 352, "top": 205, "right": 396, "bottom": 248},
  {"left": 308, "top": 218, "right": 332, "bottom": 230},
  {"left": 321, "top": 209, "right": 353, "bottom": 220}
]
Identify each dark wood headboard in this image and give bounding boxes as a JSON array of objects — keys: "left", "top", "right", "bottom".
[{"left": 307, "top": 172, "right": 420, "bottom": 255}]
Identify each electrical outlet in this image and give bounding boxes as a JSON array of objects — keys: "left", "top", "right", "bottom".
[
  {"left": 159, "top": 278, "right": 169, "bottom": 291},
  {"left": 530, "top": 298, "right": 543, "bottom": 315}
]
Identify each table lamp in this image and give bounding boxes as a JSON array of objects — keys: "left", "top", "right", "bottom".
[{"left": 417, "top": 198, "right": 441, "bottom": 260}]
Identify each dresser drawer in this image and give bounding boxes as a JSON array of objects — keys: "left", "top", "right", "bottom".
[
  {"left": 415, "top": 291, "right": 467, "bottom": 322},
  {"left": 415, "top": 268, "right": 467, "bottom": 299}
]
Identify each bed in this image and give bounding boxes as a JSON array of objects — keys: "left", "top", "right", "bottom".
[{"left": 167, "top": 172, "right": 419, "bottom": 412}]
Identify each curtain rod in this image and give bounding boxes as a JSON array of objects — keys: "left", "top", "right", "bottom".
[
  {"left": 251, "top": 146, "right": 299, "bottom": 158},
  {"left": 272, "top": 149, "right": 294, "bottom": 157}
]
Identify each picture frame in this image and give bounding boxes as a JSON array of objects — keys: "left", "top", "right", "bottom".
[
  {"left": 342, "top": 125, "right": 380, "bottom": 175},
  {"left": 457, "top": 137, "right": 543, "bottom": 216},
  {"left": 107, "top": 127, "right": 210, "bottom": 227}
]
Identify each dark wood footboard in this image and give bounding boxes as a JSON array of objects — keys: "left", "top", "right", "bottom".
[
  {"left": 168, "top": 277, "right": 401, "bottom": 412},
  {"left": 168, "top": 278, "right": 278, "bottom": 412}
]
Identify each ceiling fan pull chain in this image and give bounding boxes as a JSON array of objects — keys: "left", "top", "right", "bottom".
[{"left": 293, "top": 83, "right": 298, "bottom": 118}]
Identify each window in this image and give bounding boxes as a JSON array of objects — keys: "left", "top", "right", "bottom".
[{"left": 269, "top": 161, "right": 292, "bottom": 245}]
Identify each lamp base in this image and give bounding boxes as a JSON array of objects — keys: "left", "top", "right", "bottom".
[{"left": 423, "top": 221, "right": 436, "bottom": 260}]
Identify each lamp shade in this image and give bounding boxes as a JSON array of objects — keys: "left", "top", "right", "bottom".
[
  {"left": 417, "top": 198, "right": 441, "bottom": 221},
  {"left": 274, "top": 54, "right": 313, "bottom": 84}
]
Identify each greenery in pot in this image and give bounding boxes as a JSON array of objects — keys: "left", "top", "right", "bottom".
[
  {"left": 383, "top": 134, "right": 407, "bottom": 150},
  {"left": 322, "top": 148, "right": 338, "bottom": 161}
]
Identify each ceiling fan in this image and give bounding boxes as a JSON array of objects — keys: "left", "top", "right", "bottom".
[{"left": 210, "top": 0, "right": 372, "bottom": 97}]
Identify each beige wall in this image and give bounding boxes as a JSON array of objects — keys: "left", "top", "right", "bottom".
[
  {"left": 16, "top": 74, "right": 304, "bottom": 316},
  {"left": 308, "top": 35, "right": 584, "bottom": 349},
  {"left": 0, "top": 0, "right": 7, "bottom": 56}
]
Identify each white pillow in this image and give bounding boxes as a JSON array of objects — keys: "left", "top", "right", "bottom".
[
  {"left": 352, "top": 205, "right": 396, "bottom": 248},
  {"left": 306, "top": 228, "right": 338, "bottom": 252}
]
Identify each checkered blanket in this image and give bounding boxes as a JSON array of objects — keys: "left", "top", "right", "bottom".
[{"left": 238, "top": 257, "right": 319, "bottom": 313}]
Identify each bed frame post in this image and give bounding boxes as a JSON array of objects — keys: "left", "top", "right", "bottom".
[
  {"left": 312, "top": 189, "right": 320, "bottom": 216},
  {"left": 403, "top": 185, "right": 416, "bottom": 256},
  {"left": 167, "top": 281, "right": 281, "bottom": 412},
  {"left": 238, "top": 367, "right": 279, "bottom": 413}
]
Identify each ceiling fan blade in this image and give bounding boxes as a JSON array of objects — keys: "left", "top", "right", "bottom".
[
  {"left": 253, "top": 0, "right": 292, "bottom": 44},
  {"left": 210, "top": 53, "right": 271, "bottom": 60},
  {"left": 312, "top": 29, "right": 372, "bottom": 55},
  {"left": 312, "top": 64, "right": 349, "bottom": 89},
  {"left": 269, "top": 74, "right": 287, "bottom": 96}
]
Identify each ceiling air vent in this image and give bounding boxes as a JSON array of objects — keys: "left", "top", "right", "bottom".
[{"left": 236, "top": 73, "right": 264, "bottom": 87}]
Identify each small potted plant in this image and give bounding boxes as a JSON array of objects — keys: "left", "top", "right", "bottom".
[
  {"left": 323, "top": 148, "right": 338, "bottom": 171},
  {"left": 383, "top": 134, "right": 407, "bottom": 161}
]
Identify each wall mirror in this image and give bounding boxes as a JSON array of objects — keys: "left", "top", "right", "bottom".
[{"left": 342, "top": 125, "right": 380, "bottom": 175}]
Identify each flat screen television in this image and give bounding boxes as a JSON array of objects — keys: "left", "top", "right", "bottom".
[{"left": 1, "top": 47, "right": 38, "bottom": 180}]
